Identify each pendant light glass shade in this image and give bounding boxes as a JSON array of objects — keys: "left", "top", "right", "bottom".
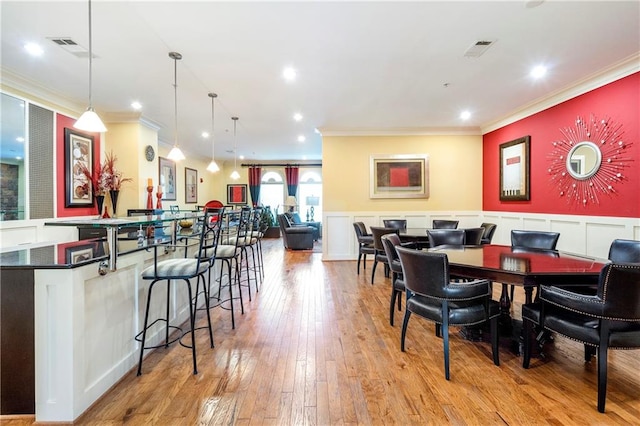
[
  {"left": 73, "top": 0, "right": 107, "bottom": 133},
  {"left": 75, "top": 107, "right": 107, "bottom": 132},
  {"left": 230, "top": 116, "right": 240, "bottom": 180},
  {"left": 167, "top": 51, "right": 185, "bottom": 161},
  {"left": 206, "top": 92, "right": 219, "bottom": 173},
  {"left": 167, "top": 146, "right": 185, "bottom": 161},
  {"left": 207, "top": 160, "right": 220, "bottom": 173}
]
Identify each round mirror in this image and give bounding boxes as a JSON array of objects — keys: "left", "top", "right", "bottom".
[{"left": 566, "top": 141, "right": 602, "bottom": 180}]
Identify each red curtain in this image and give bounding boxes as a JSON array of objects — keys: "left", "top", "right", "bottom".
[
  {"left": 285, "top": 166, "right": 299, "bottom": 196},
  {"left": 248, "top": 166, "right": 262, "bottom": 207}
]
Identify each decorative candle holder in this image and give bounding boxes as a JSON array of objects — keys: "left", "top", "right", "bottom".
[
  {"left": 156, "top": 191, "right": 163, "bottom": 210},
  {"left": 146, "top": 186, "right": 154, "bottom": 209}
]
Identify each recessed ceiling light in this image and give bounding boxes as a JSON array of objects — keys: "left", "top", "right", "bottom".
[
  {"left": 201, "top": 131, "right": 209, "bottom": 138},
  {"left": 297, "top": 135, "right": 306, "bottom": 142},
  {"left": 293, "top": 113, "right": 303, "bottom": 122},
  {"left": 302, "top": 156, "right": 307, "bottom": 160},
  {"left": 283, "top": 66, "right": 297, "bottom": 81},
  {"left": 131, "top": 101, "right": 142, "bottom": 110},
  {"left": 24, "top": 42, "right": 43, "bottom": 56},
  {"left": 314, "top": 128, "right": 322, "bottom": 135},
  {"left": 460, "top": 110, "right": 471, "bottom": 120},
  {"left": 15, "top": 156, "right": 22, "bottom": 160},
  {"left": 16, "top": 137, "right": 25, "bottom": 142},
  {"left": 530, "top": 65, "right": 547, "bottom": 79},
  {"left": 239, "top": 155, "right": 245, "bottom": 160}
]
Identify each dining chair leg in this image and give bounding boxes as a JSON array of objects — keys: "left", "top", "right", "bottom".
[{"left": 400, "top": 310, "right": 411, "bottom": 352}]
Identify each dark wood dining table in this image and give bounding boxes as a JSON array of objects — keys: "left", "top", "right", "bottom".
[{"left": 427, "top": 244, "right": 608, "bottom": 349}]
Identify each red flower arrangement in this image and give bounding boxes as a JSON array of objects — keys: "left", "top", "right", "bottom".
[{"left": 79, "top": 151, "right": 131, "bottom": 197}]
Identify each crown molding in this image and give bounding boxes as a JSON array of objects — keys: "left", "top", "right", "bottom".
[
  {"left": 320, "top": 126, "right": 481, "bottom": 137},
  {"left": 481, "top": 53, "right": 640, "bottom": 134},
  {"left": 1, "top": 67, "right": 84, "bottom": 115}
]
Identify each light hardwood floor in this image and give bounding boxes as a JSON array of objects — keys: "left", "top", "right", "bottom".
[{"left": 5, "top": 239, "right": 640, "bottom": 425}]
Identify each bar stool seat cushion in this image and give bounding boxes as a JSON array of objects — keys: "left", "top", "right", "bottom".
[
  {"left": 216, "top": 244, "right": 239, "bottom": 258},
  {"left": 141, "top": 258, "right": 209, "bottom": 279}
]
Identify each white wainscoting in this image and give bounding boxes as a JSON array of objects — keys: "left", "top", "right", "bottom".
[{"left": 322, "top": 210, "right": 640, "bottom": 261}]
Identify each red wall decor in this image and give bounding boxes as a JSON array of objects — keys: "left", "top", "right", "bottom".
[
  {"left": 56, "top": 113, "right": 102, "bottom": 217},
  {"left": 483, "top": 72, "right": 639, "bottom": 218}
]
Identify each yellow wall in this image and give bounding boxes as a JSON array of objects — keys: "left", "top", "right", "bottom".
[{"left": 323, "top": 134, "right": 483, "bottom": 211}]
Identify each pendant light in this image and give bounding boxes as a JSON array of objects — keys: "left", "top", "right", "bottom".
[
  {"left": 166, "top": 51, "right": 185, "bottom": 161},
  {"left": 230, "top": 117, "right": 240, "bottom": 180},
  {"left": 206, "top": 92, "right": 220, "bottom": 173},
  {"left": 73, "top": 0, "right": 107, "bottom": 133}
]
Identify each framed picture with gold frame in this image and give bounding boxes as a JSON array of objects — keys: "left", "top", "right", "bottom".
[{"left": 370, "top": 154, "right": 429, "bottom": 199}]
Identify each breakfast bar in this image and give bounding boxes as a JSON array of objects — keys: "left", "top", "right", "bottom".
[{"left": 0, "top": 213, "right": 207, "bottom": 422}]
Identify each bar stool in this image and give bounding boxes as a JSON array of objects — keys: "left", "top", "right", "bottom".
[
  {"left": 212, "top": 209, "right": 245, "bottom": 329},
  {"left": 231, "top": 207, "right": 260, "bottom": 299},
  {"left": 136, "top": 210, "right": 215, "bottom": 376}
]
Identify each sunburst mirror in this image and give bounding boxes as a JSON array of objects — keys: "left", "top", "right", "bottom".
[{"left": 548, "top": 115, "right": 632, "bottom": 206}]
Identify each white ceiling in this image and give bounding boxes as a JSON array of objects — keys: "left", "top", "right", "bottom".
[{"left": 1, "top": 1, "right": 639, "bottom": 163}]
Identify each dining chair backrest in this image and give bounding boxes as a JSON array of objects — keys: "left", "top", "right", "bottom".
[
  {"left": 463, "top": 227, "right": 485, "bottom": 245},
  {"left": 381, "top": 233, "right": 403, "bottom": 265},
  {"left": 353, "top": 222, "right": 370, "bottom": 239},
  {"left": 383, "top": 219, "right": 407, "bottom": 230},
  {"left": 370, "top": 226, "right": 399, "bottom": 252},
  {"left": 427, "top": 229, "right": 465, "bottom": 247},
  {"left": 608, "top": 239, "right": 640, "bottom": 263},
  {"left": 511, "top": 230, "right": 559, "bottom": 250},
  {"left": 433, "top": 220, "right": 459, "bottom": 229},
  {"left": 480, "top": 223, "right": 497, "bottom": 244},
  {"left": 397, "top": 248, "right": 451, "bottom": 299}
]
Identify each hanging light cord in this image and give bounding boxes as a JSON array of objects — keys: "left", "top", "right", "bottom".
[
  {"left": 87, "top": 0, "right": 94, "bottom": 108},
  {"left": 210, "top": 93, "right": 216, "bottom": 157},
  {"left": 233, "top": 117, "right": 238, "bottom": 169},
  {"left": 173, "top": 56, "right": 178, "bottom": 145}
]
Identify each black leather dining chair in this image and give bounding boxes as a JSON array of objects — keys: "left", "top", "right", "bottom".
[
  {"left": 427, "top": 229, "right": 465, "bottom": 247},
  {"left": 396, "top": 247, "right": 500, "bottom": 380},
  {"left": 353, "top": 222, "right": 375, "bottom": 275},
  {"left": 383, "top": 219, "right": 407, "bottom": 230},
  {"left": 370, "top": 226, "right": 398, "bottom": 284},
  {"left": 608, "top": 238, "right": 640, "bottom": 263},
  {"left": 480, "top": 223, "right": 497, "bottom": 244},
  {"left": 522, "top": 263, "right": 640, "bottom": 413},
  {"left": 510, "top": 230, "right": 560, "bottom": 301},
  {"left": 463, "top": 227, "right": 485, "bottom": 245},
  {"left": 432, "top": 220, "right": 459, "bottom": 229},
  {"left": 511, "top": 230, "right": 560, "bottom": 251},
  {"left": 381, "top": 233, "right": 418, "bottom": 326}
]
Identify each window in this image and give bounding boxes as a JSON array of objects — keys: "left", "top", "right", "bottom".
[
  {"left": 298, "top": 171, "right": 322, "bottom": 222},
  {"left": 260, "top": 171, "right": 284, "bottom": 216},
  {"left": 0, "top": 93, "right": 27, "bottom": 220}
]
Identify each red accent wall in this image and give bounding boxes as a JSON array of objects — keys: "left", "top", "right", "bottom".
[
  {"left": 56, "top": 114, "right": 102, "bottom": 217},
  {"left": 483, "top": 72, "right": 639, "bottom": 218}
]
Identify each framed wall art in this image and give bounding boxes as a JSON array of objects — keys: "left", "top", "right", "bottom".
[
  {"left": 370, "top": 154, "right": 429, "bottom": 199},
  {"left": 159, "top": 157, "right": 177, "bottom": 201},
  {"left": 64, "top": 128, "right": 94, "bottom": 207},
  {"left": 227, "top": 184, "right": 247, "bottom": 205},
  {"left": 499, "top": 136, "right": 530, "bottom": 201},
  {"left": 185, "top": 167, "right": 198, "bottom": 203},
  {"left": 65, "top": 244, "right": 94, "bottom": 265}
]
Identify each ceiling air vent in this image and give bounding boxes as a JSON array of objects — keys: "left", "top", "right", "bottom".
[
  {"left": 463, "top": 40, "right": 496, "bottom": 58},
  {"left": 47, "top": 37, "right": 91, "bottom": 58}
]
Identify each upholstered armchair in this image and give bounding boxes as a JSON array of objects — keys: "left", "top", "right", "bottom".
[
  {"left": 277, "top": 214, "right": 315, "bottom": 250},
  {"left": 522, "top": 263, "right": 640, "bottom": 413}
]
